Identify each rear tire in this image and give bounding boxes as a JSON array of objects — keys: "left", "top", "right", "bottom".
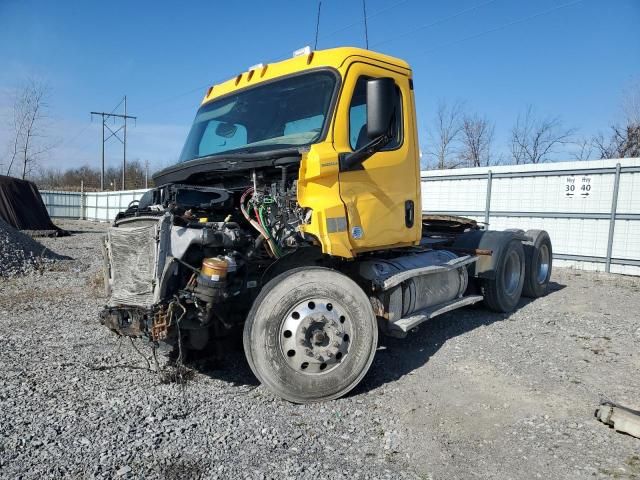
[
  {"left": 481, "top": 238, "right": 525, "bottom": 312},
  {"left": 522, "top": 229, "right": 553, "bottom": 298},
  {"left": 243, "top": 267, "right": 378, "bottom": 403}
]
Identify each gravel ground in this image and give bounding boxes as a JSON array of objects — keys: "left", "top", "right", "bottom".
[{"left": 1, "top": 219, "right": 639, "bottom": 479}]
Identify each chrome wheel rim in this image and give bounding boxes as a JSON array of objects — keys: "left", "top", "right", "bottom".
[
  {"left": 503, "top": 250, "right": 521, "bottom": 296},
  {"left": 537, "top": 244, "right": 550, "bottom": 284},
  {"left": 279, "top": 298, "right": 352, "bottom": 374}
]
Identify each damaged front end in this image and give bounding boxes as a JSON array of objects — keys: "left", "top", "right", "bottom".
[
  {"left": 100, "top": 168, "right": 308, "bottom": 354},
  {"left": 100, "top": 215, "right": 237, "bottom": 350}
]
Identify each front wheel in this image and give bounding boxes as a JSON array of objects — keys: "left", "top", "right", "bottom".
[{"left": 243, "top": 267, "right": 378, "bottom": 403}]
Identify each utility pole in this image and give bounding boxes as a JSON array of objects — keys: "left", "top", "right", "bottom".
[
  {"left": 123, "top": 96, "right": 127, "bottom": 190},
  {"left": 91, "top": 96, "right": 136, "bottom": 191},
  {"left": 144, "top": 159, "right": 149, "bottom": 189},
  {"left": 101, "top": 118, "right": 105, "bottom": 190}
]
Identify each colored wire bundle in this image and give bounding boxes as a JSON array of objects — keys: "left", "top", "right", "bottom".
[{"left": 240, "top": 187, "right": 282, "bottom": 258}]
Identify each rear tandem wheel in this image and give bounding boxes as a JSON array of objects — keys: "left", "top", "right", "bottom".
[
  {"left": 481, "top": 238, "right": 526, "bottom": 313},
  {"left": 522, "top": 229, "right": 553, "bottom": 298}
]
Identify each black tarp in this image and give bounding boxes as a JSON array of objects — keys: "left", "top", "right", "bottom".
[{"left": 0, "top": 175, "right": 68, "bottom": 236}]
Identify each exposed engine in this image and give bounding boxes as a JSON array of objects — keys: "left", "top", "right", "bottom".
[{"left": 100, "top": 167, "right": 309, "bottom": 353}]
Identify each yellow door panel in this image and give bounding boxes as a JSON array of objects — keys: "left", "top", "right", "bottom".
[{"left": 335, "top": 62, "right": 422, "bottom": 254}]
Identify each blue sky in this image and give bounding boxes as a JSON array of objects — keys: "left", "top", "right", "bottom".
[{"left": 0, "top": 0, "right": 638, "bottom": 173}]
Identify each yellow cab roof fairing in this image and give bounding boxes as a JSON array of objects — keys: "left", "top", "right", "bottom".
[{"left": 200, "top": 47, "right": 412, "bottom": 105}]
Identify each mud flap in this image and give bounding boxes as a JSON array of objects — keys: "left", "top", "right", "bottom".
[{"left": 452, "top": 230, "right": 524, "bottom": 280}]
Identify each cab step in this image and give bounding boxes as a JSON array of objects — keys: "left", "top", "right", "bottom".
[{"left": 388, "top": 295, "right": 483, "bottom": 336}]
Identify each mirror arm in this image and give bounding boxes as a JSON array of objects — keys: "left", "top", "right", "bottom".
[{"left": 339, "top": 133, "right": 392, "bottom": 172}]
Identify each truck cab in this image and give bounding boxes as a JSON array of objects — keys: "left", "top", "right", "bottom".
[
  {"left": 101, "top": 47, "right": 553, "bottom": 403},
  {"left": 156, "top": 47, "right": 421, "bottom": 257}
]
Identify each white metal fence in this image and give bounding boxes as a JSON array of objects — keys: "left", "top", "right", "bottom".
[
  {"left": 41, "top": 189, "right": 149, "bottom": 222},
  {"left": 41, "top": 157, "right": 640, "bottom": 275},
  {"left": 421, "top": 158, "right": 640, "bottom": 276}
]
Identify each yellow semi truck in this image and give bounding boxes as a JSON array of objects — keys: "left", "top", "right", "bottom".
[{"left": 100, "top": 47, "right": 552, "bottom": 403}]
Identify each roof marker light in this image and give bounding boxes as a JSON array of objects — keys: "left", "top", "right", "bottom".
[
  {"left": 293, "top": 46, "right": 311, "bottom": 58},
  {"left": 249, "top": 63, "right": 264, "bottom": 71}
]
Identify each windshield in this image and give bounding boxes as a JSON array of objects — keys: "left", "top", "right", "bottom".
[{"left": 178, "top": 70, "right": 337, "bottom": 162}]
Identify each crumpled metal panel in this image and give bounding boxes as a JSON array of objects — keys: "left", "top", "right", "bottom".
[
  {"left": 107, "top": 222, "right": 158, "bottom": 308},
  {"left": 596, "top": 402, "right": 640, "bottom": 439}
]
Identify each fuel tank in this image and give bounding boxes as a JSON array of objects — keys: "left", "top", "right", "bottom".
[{"left": 358, "top": 250, "right": 469, "bottom": 322}]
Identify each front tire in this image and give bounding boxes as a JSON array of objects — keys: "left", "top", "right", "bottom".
[{"left": 243, "top": 267, "right": 378, "bottom": 403}]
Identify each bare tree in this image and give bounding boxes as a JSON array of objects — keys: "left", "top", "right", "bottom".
[
  {"left": 593, "top": 130, "right": 621, "bottom": 159},
  {"left": 570, "top": 137, "right": 594, "bottom": 161},
  {"left": 4, "top": 79, "right": 52, "bottom": 179},
  {"left": 509, "top": 105, "right": 575, "bottom": 164},
  {"left": 593, "top": 80, "right": 640, "bottom": 159},
  {"left": 425, "top": 100, "right": 465, "bottom": 169},
  {"left": 459, "top": 114, "right": 494, "bottom": 167},
  {"left": 33, "top": 160, "right": 152, "bottom": 191},
  {"left": 622, "top": 78, "right": 640, "bottom": 127},
  {"left": 593, "top": 125, "right": 640, "bottom": 159}
]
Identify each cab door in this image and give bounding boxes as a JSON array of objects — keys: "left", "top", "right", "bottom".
[{"left": 335, "top": 61, "right": 421, "bottom": 253}]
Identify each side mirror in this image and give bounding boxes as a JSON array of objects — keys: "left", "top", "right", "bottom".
[
  {"left": 366, "top": 77, "right": 395, "bottom": 139},
  {"left": 338, "top": 77, "right": 397, "bottom": 172}
]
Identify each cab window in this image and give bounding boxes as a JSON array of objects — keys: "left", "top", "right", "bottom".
[{"left": 348, "top": 76, "right": 402, "bottom": 151}]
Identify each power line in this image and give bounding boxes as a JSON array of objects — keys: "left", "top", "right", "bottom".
[
  {"left": 371, "top": 0, "right": 499, "bottom": 48},
  {"left": 60, "top": 0, "right": 407, "bottom": 158},
  {"left": 55, "top": 122, "right": 93, "bottom": 150},
  {"left": 56, "top": 95, "right": 125, "bottom": 152},
  {"left": 67, "top": 0, "right": 586, "bottom": 165},
  {"left": 317, "top": 0, "right": 411, "bottom": 43},
  {"left": 108, "top": 96, "right": 125, "bottom": 116},
  {"left": 421, "top": 0, "right": 586, "bottom": 56},
  {"left": 136, "top": 83, "right": 211, "bottom": 116},
  {"left": 138, "top": 0, "right": 413, "bottom": 117},
  {"left": 135, "top": 0, "right": 414, "bottom": 120}
]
